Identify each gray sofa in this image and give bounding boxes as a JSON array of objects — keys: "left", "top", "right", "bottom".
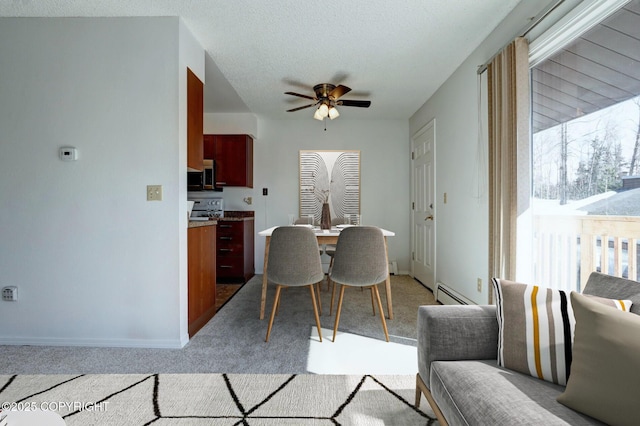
[{"left": 415, "top": 272, "right": 640, "bottom": 425}]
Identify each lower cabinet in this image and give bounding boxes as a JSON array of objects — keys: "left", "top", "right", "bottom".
[
  {"left": 188, "top": 225, "right": 216, "bottom": 337},
  {"left": 216, "top": 219, "right": 255, "bottom": 283}
]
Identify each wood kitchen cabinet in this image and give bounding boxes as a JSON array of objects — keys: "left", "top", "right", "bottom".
[
  {"left": 216, "top": 218, "right": 255, "bottom": 283},
  {"left": 187, "top": 68, "right": 204, "bottom": 171},
  {"left": 203, "top": 134, "right": 253, "bottom": 187},
  {"left": 188, "top": 224, "right": 216, "bottom": 337}
]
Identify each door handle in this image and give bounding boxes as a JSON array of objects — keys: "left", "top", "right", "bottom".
[{"left": 425, "top": 215, "right": 434, "bottom": 221}]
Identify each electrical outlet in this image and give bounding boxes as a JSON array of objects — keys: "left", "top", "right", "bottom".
[
  {"left": 262, "top": 188, "right": 268, "bottom": 196},
  {"left": 477, "top": 278, "right": 482, "bottom": 292},
  {"left": 2, "top": 286, "right": 18, "bottom": 301},
  {"left": 147, "top": 185, "right": 162, "bottom": 201}
]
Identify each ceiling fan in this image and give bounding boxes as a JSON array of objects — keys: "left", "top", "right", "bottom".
[{"left": 285, "top": 83, "right": 371, "bottom": 120}]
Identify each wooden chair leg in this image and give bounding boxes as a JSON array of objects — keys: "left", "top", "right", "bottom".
[
  {"left": 275, "top": 286, "right": 287, "bottom": 316},
  {"left": 329, "top": 277, "right": 336, "bottom": 315},
  {"left": 370, "top": 287, "right": 376, "bottom": 315},
  {"left": 332, "top": 285, "right": 346, "bottom": 342},
  {"left": 315, "top": 282, "right": 322, "bottom": 316},
  {"left": 309, "top": 285, "right": 323, "bottom": 342},
  {"left": 372, "top": 285, "right": 389, "bottom": 342},
  {"left": 265, "top": 285, "right": 283, "bottom": 342},
  {"left": 327, "top": 256, "right": 334, "bottom": 290}
]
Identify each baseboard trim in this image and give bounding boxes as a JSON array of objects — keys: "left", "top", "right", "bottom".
[{"left": 0, "top": 336, "right": 186, "bottom": 349}]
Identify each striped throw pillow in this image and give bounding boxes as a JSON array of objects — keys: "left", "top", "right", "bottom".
[{"left": 492, "top": 278, "right": 632, "bottom": 386}]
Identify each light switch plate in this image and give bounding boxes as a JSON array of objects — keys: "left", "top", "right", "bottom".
[{"left": 147, "top": 185, "right": 162, "bottom": 201}]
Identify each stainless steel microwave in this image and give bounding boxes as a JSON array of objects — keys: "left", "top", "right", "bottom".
[
  {"left": 187, "top": 170, "right": 204, "bottom": 191},
  {"left": 187, "top": 159, "right": 221, "bottom": 191},
  {"left": 203, "top": 159, "right": 214, "bottom": 189}
]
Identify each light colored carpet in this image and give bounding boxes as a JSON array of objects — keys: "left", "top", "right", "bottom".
[
  {"left": 0, "top": 275, "right": 436, "bottom": 375},
  {"left": 0, "top": 373, "right": 439, "bottom": 425}
]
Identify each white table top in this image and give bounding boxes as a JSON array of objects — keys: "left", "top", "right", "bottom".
[{"left": 258, "top": 225, "right": 395, "bottom": 237}]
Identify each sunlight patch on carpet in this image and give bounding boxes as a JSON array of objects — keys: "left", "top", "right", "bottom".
[{"left": 306, "top": 327, "right": 417, "bottom": 374}]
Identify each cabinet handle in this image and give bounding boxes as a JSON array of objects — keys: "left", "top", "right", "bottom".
[
  {"left": 219, "top": 249, "right": 233, "bottom": 252},
  {"left": 220, "top": 265, "right": 233, "bottom": 269},
  {"left": 219, "top": 237, "right": 233, "bottom": 241},
  {"left": 216, "top": 182, "right": 227, "bottom": 185},
  {"left": 219, "top": 224, "right": 232, "bottom": 228}
]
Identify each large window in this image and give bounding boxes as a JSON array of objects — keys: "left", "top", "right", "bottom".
[{"left": 526, "top": 0, "right": 640, "bottom": 290}]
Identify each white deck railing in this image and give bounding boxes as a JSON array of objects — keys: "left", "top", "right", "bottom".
[{"left": 533, "top": 215, "right": 640, "bottom": 291}]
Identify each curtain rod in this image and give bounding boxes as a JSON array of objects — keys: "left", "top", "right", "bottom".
[{"left": 477, "top": 0, "right": 565, "bottom": 75}]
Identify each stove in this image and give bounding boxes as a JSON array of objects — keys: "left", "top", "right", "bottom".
[{"left": 188, "top": 193, "right": 224, "bottom": 219}]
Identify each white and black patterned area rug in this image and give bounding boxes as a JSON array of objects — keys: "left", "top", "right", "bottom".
[{"left": 0, "top": 373, "right": 438, "bottom": 425}]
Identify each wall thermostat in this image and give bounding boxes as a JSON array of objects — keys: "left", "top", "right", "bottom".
[{"left": 59, "top": 146, "right": 78, "bottom": 161}]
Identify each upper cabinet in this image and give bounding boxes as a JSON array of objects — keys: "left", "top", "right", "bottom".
[
  {"left": 204, "top": 134, "right": 254, "bottom": 188},
  {"left": 187, "top": 68, "right": 204, "bottom": 171}
]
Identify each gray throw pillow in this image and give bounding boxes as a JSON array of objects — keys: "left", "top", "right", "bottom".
[{"left": 557, "top": 292, "right": 640, "bottom": 425}]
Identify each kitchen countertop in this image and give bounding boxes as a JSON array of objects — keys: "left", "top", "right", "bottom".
[
  {"left": 218, "top": 211, "right": 254, "bottom": 222},
  {"left": 188, "top": 211, "right": 253, "bottom": 227},
  {"left": 188, "top": 220, "right": 218, "bottom": 228}
]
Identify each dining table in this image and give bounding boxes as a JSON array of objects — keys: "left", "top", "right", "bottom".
[{"left": 257, "top": 225, "right": 396, "bottom": 320}]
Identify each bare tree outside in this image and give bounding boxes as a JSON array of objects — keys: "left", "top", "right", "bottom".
[
  {"left": 526, "top": 1, "right": 640, "bottom": 289},
  {"left": 532, "top": 97, "right": 638, "bottom": 205}
]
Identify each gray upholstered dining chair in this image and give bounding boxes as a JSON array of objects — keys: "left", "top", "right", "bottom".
[
  {"left": 329, "top": 226, "right": 390, "bottom": 342},
  {"left": 295, "top": 216, "right": 323, "bottom": 255},
  {"left": 265, "top": 226, "right": 325, "bottom": 342},
  {"left": 324, "top": 216, "right": 351, "bottom": 295}
]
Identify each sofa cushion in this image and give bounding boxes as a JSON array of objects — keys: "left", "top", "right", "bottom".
[
  {"left": 492, "top": 278, "right": 631, "bottom": 386},
  {"left": 430, "top": 360, "right": 604, "bottom": 425},
  {"left": 582, "top": 271, "right": 640, "bottom": 315},
  {"left": 557, "top": 292, "right": 640, "bottom": 425}
]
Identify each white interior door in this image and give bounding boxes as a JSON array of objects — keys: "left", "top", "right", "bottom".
[{"left": 411, "top": 120, "right": 435, "bottom": 289}]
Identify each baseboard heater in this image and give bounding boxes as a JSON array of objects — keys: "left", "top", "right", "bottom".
[
  {"left": 435, "top": 282, "right": 474, "bottom": 305},
  {"left": 388, "top": 260, "right": 398, "bottom": 275}
]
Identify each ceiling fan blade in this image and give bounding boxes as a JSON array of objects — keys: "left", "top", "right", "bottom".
[
  {"left": 285, "top": 91, "right": 316, "bottom": 100},
  {"left": 287, "top": 103, "right": 316, "bottom": 112},
  {"left": 338, "top": 100, "right": 371, "bottom": 108},
  {"left": 282, "top": 78, "right": 314, "bottom": 91},
  {"left": 329, "top": 85, "right": 351, "bottom": 100}
]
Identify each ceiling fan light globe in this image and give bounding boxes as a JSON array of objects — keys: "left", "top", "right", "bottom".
[
  {"left": 328, "top": 106, "right": 340, "bottom": 120},
  {"left": 318, "top": 103, "right": 329, "bottom": 118},
  {"left": 313, "top": 108, "right": 324, "bottom": 121}
]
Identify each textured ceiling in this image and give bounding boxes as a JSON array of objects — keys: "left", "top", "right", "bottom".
[{"left": 1, "top": 0, "right": 523, "bottom": 119}]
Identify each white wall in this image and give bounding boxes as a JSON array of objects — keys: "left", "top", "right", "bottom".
[
  {"left": 204, "top": 115, "right": 411, "bottom": 274},
  {"left": 409, "top": 0, "right": 568, "bottom": 304},
  {"left": 0, "top": 17, "right": 204, "bottom": 347},
  {"left": 205, "top": 113, "right": 258, "bottom": 137}
]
